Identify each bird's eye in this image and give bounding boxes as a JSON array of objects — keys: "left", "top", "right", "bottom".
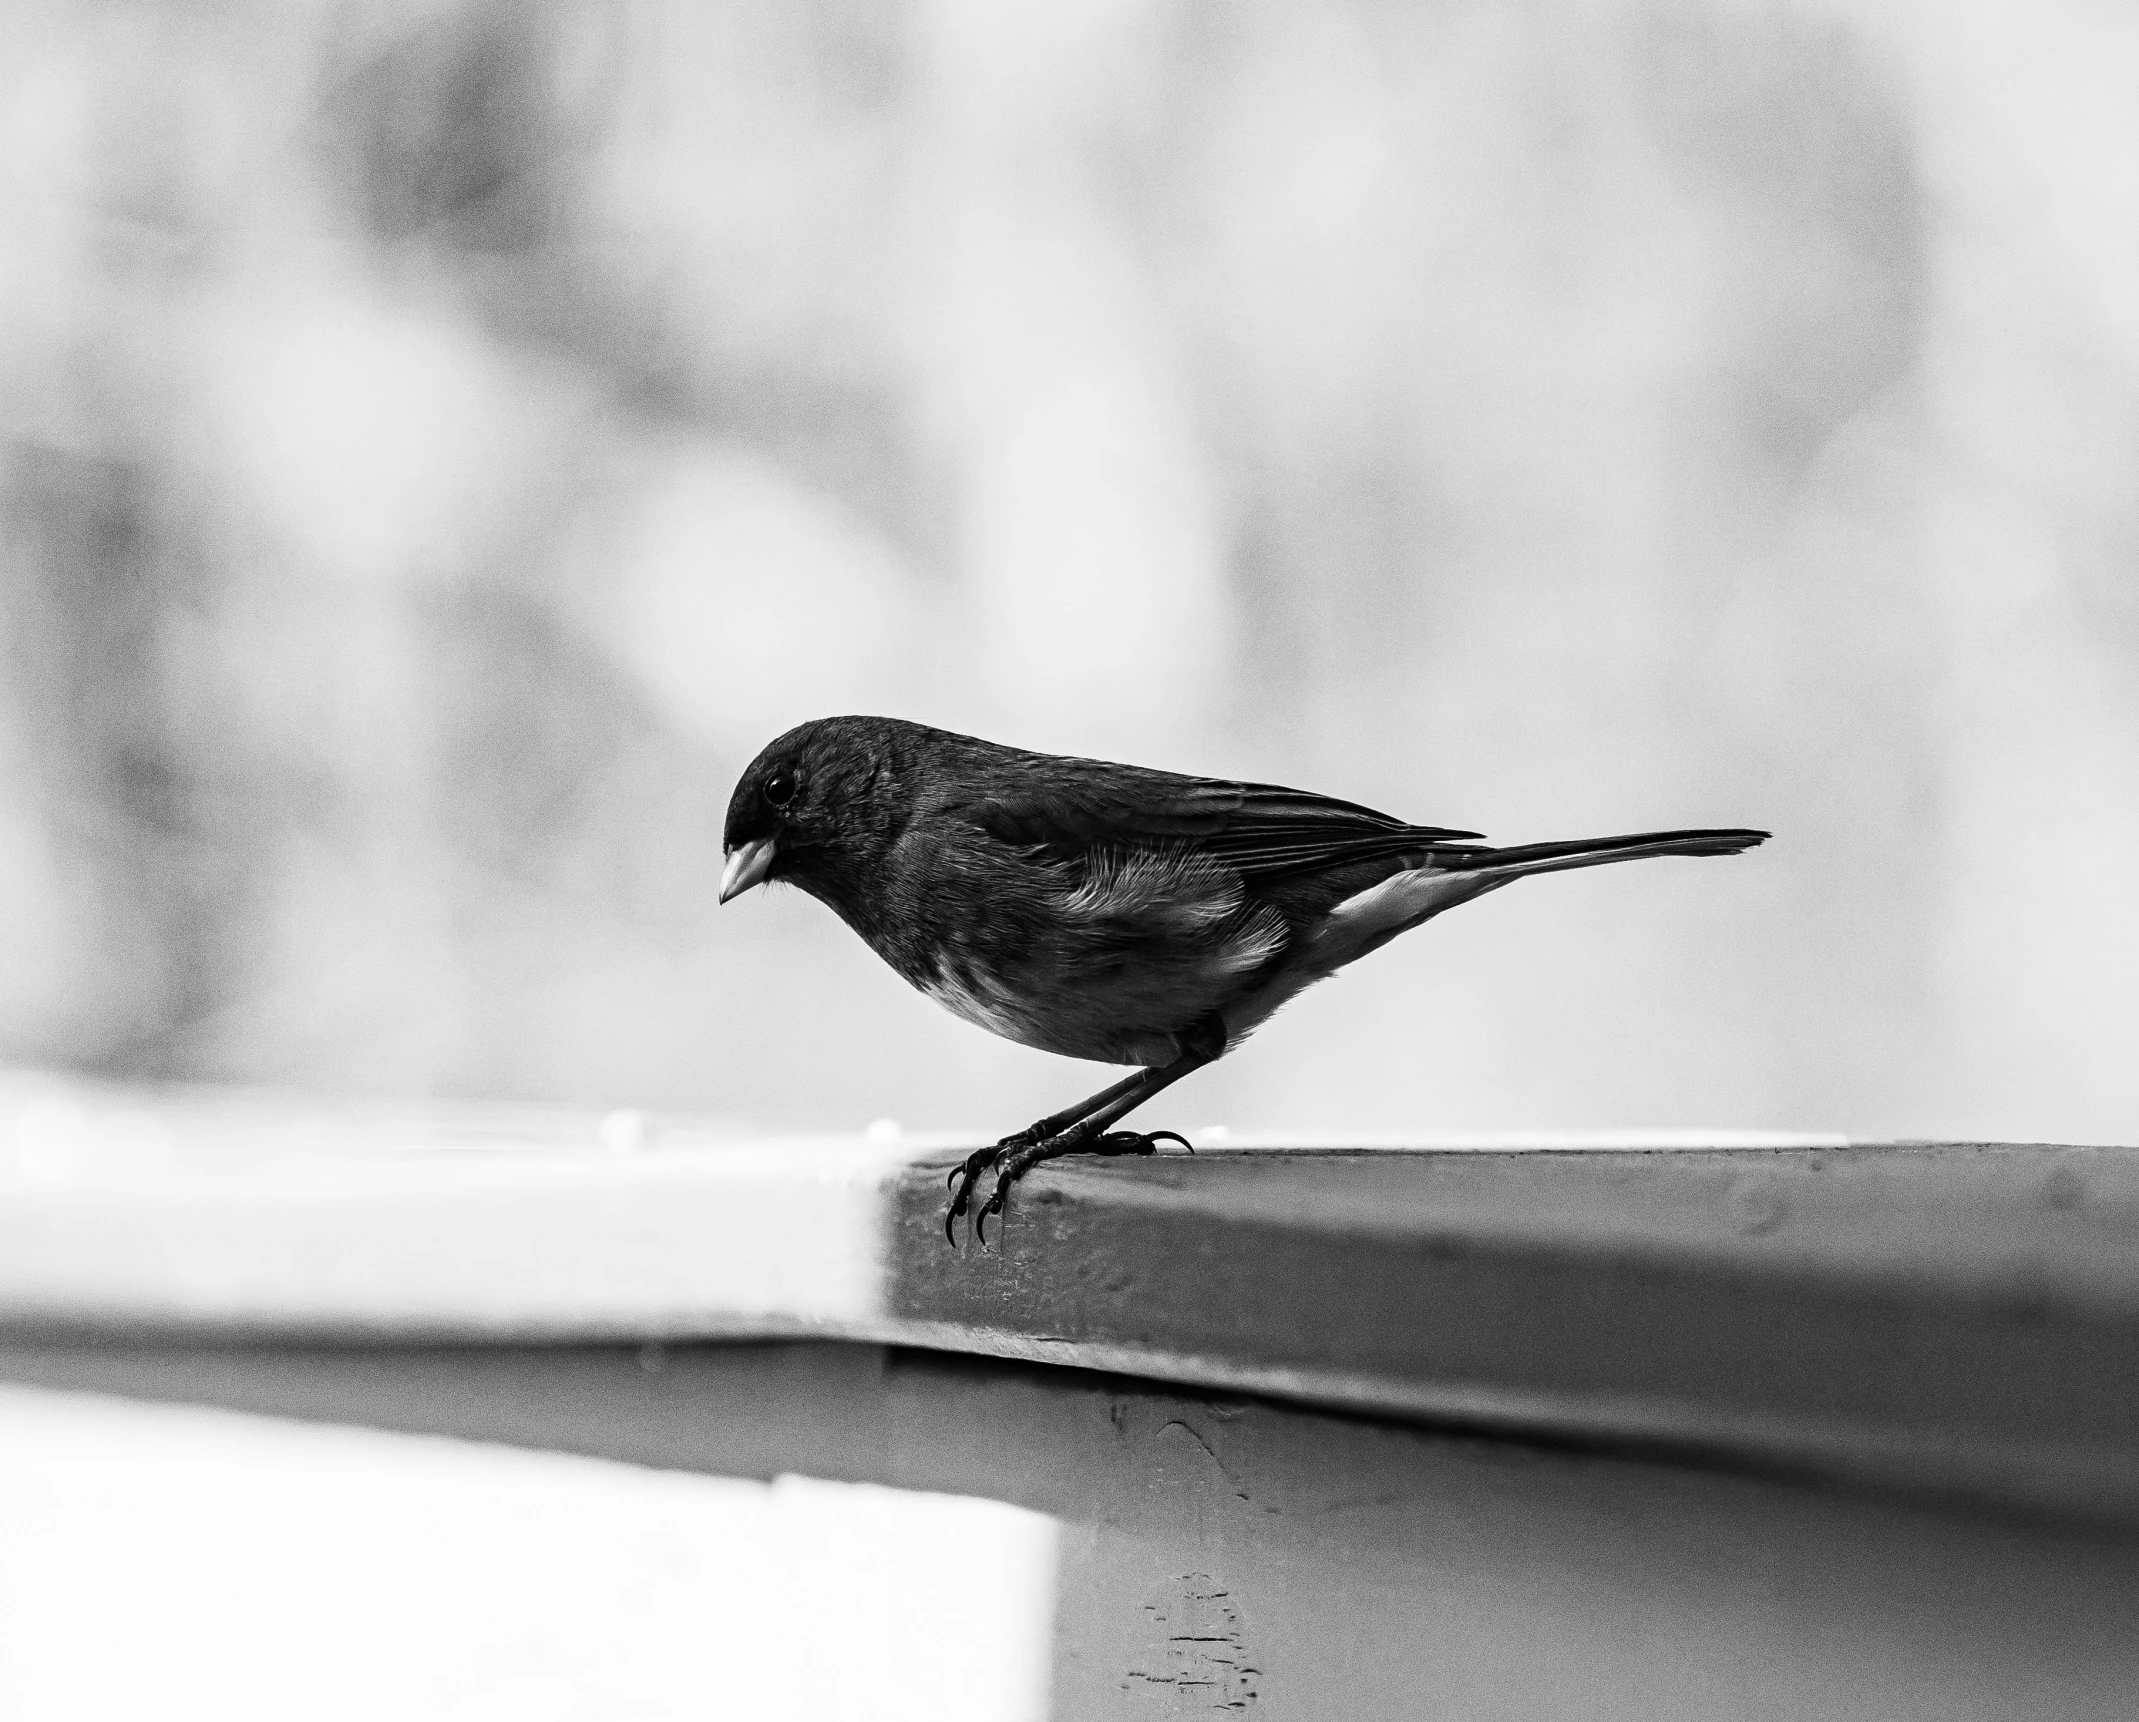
[{"left": 762, "top": 770, "right": 797, "bottom": 807}]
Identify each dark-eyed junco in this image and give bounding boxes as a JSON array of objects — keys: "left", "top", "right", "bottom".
[{"left": 721, "top": 716, "right": 1767, "bottom": 1246}]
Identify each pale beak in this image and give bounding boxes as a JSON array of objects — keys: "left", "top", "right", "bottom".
[{"left": 719, "top": 837, "right": 777, "bottom": 904}]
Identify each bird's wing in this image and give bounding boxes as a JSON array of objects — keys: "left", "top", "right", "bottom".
[{"left": 967, "top": 765, "right": 1483, "bottom": 880}]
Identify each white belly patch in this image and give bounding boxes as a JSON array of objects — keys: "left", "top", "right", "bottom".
[{"left": 919, "top": 966, "right": 1026, "bottom": 1044}]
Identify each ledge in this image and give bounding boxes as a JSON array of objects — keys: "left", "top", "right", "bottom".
[{"left": 2, "top": 1076, "right": 2135, "bottom": 1520}]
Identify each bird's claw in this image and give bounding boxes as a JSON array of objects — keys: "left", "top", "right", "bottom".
[
  {"left": 944, "top": 1143, "right": 1008, "bottom": 1247},
  {"left": 974, "top": 1174, "right": 1019, "bottom": 1247},
  {"left": 1092, "top": 1128, "right": 1194, "bottom": 1156}
]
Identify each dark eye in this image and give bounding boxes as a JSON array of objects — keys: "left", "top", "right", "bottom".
[{"left": 762, "top": 770, "right": 797, "bottom": 807}]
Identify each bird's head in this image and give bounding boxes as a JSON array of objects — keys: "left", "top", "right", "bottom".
[{"left": 720, "top": 716, "right": 915, "bottom": 909}]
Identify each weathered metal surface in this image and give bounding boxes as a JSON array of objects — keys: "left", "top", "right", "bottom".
[{"left": 886, "top": 1143, "right": 2139, "bottom": 1518}]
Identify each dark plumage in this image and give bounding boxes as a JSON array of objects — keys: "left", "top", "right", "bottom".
[{"left": 721, "top": 715, "right": 1768, "bottom": 1245}]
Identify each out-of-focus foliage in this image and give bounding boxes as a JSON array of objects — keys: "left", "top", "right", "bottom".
[{"left": 0, "top": 0, "right": 2133, "bottom": 1139}]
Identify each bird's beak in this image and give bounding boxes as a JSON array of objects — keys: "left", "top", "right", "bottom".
[{"left": 719, "top": 837, "right": 777, "bottom": 904}]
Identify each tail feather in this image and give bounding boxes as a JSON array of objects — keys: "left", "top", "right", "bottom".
[{"left": 1441, "top": 827, "right": 1769, "bottom": 879}]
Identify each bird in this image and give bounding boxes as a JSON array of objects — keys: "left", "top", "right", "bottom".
[{"left": 719, "top": 715, "right": 1767, "bottom": 1247}]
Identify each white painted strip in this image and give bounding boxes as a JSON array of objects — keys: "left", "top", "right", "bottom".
[
  {"left": 0, "top": 1385, "right": 1057, "bottom": 1722},
  {"left": 0, "top": 1083, "right": 932, "bottom": 1333}
]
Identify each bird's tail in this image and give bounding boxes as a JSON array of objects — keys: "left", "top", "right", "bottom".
[{"left": 1442, "top": 827, "right": 1769, "bottom": 878}]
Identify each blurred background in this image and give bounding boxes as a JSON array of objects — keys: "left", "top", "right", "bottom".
[{"left": 0, "top": 0, "right": 2133, "bottom": 1143}]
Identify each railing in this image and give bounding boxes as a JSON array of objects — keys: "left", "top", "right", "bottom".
[{"left": 3, "top": 1076, "right": 2137, "bottom": 1718}]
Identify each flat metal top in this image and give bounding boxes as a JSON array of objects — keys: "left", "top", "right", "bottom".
[{"left": 3, "top": 1072, "right": 2134, "bottom": 1518}]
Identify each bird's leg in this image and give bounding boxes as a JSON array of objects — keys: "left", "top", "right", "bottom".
[
  {"left": 943, "top": 1067, "right": 1152, "bottom": 1244},
  {"left": 968, "top": 1046, "right": 1216, "bottom": 1245}
]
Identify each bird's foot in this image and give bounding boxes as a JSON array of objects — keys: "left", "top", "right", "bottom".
[
  {"left": 951, "top": 1126, "right": 1194, "bottom": 1248},
  {"left": 944, "top": 1131, "right": 1047, "bottom": 1245}
]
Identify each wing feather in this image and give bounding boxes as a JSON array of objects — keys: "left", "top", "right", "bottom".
[{"left": 964, "top": 761, "right": 1482, "bottom": 881}]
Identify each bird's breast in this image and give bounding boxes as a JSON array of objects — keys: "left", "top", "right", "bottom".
[{"left": 897, "top": 842, "right": 1289, "bottom": 1066}]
